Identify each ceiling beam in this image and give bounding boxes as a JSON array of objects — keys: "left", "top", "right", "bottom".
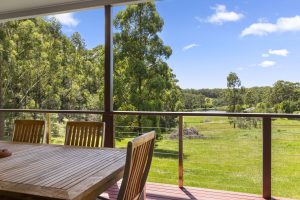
[{"left": 0, "top": 0, "right": 150, "bottom": 22}]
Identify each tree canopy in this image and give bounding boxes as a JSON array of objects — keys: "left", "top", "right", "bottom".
[
  {"left": 0, "top": 3, "right": 182, "bottom": 138},
  {"left": 113, "top": 2, "right": 182, "bottom": 132}
]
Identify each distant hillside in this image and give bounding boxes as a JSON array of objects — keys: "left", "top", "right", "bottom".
[
  {"left": 183, "top": 88, "right": 225, "bottom": 99},
  {"left": 182, "top": 86, "right": 281, "bottom": 112}
]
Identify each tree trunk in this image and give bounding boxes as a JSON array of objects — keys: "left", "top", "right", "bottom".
[
  {"left": 137, "top": 77, "right": 142, "bottom": 135},
  {"left": 137, "top": 115, "right": 142, "bottom": 135}
]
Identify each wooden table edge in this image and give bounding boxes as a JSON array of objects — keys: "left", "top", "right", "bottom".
[{"left": 0, "top": 142, "right": 126, "bottom": 200}]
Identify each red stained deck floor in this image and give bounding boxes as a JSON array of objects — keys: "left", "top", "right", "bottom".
[{"left": 100, "top": 182, "right": 293, "bottom": 200}]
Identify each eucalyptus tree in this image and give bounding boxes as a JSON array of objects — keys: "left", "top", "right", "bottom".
[
  {"left": 270, "top": 80, "right": 300, "bottom": 105},
  {"left": 225, "top": 72, "right": 243, "bottom": 112},
  {"left": 0, "top": 22, "right": 11, "bottom": 138},
  {"left": 113, "top": 2, "right": 180, "bottom": 132},
  {"left": 225, "top": 72, "right": 245, "bottom": 128}
]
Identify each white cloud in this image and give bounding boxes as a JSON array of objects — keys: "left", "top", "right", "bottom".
[
  {"left": 268, "top": 49, "right": 289, "bottom": 56},
  {"left": 259, "top": 60, "right": 276, "bottom": 68},
  {"left": 236, "top": 67, "right": 244, "bottom": 71},
  {"left": 183, "top": 44, "right": 199, "bottom": 51},
  {"left": 261, "top": 49, "right": 289, "bottom": 58},
  {"left": 241, "top": 16, "right": 300, "bottom": 37},
  {"left": 49, "top": 13, "right": 79, "bottom": 27},
  {"left": 262, "top": 53, "right": 270, "bottom": 57},
  {"left": 207, "top": 5, "right": 244, "bottom": 25}
]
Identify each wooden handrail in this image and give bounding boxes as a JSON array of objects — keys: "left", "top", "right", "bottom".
[
  {"left": 113, "top": 111, "right": 300, "bottom": 118},
  {"left": 0, "top": 109, "right": 104, "bottom": 114},
  {"left": 1, "top": 109, "right": 300, "bottom": 119}
]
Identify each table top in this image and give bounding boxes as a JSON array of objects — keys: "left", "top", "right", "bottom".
[{"left": 0, "top": 141, "right": 126, "bottom": 200}]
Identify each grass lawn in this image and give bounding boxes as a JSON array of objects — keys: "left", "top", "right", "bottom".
[
  {"left": 116, "top": 117, "right": 300, "bottom": 199},
  {"left": 50, "top": 116, "right": 300, "bottom": 199}
]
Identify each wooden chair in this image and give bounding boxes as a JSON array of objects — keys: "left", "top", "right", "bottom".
[
  {"left": 99, "top": 131, "right": 156, "bottom": 200},
  {"left": 64, "top": 121, "right": 105, "bottom": 147},
  {"left": 12, "top": 120, "right": 45, "bottom": 143}
]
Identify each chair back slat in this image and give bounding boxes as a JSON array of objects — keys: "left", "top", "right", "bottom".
[
  {"left": 12, "top": 120, "right": 45, "bottom": 143},
  {"left": 90, "top": 126, "right": 95, "bottom": 147},
  {"left": 79, "top": 126, "right": 84, "bottom": 146},
  {"left": 65, "top": 121, "right": 105, "bottom": 147},
  {"left": 118, "top": 131, "right": 156, "bottom": 200}
]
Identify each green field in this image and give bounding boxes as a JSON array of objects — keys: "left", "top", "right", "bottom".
[
  {"left": 49, "top": 116, "right": 300, "bottom": 199},
  {"left": 115, "top": 117, "right": 300, "bottom": 199}
]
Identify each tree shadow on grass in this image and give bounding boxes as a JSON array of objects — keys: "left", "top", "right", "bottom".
[{"left": 153, "top": 149, "right": 188, "bottom": 159}]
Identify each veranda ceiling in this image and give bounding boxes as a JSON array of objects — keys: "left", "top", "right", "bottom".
[{"left": 0, "top": 0, "right": 148, "bottom": 22}]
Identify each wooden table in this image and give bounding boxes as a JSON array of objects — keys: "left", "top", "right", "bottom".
[{"left": 0, "top": 141, "right": 126, "bottom": 200}]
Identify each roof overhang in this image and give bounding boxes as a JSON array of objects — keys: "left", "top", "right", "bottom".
[{"left": 0, "top": 0, "right": 149, "bottom": 22}]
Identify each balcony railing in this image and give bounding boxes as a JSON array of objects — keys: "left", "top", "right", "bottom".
[{"left": 0, "top": 109, "right": 299, "bottom": 199}]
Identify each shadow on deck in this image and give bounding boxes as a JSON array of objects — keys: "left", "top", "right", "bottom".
[{"left": 101, "top": 182, "right": 293, "bottom": 200}]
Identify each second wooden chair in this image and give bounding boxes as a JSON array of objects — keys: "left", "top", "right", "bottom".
[
  {"left": 64, "top": 121, "right": 105, "bottom": 147},
  {"left": 12, "top": 120, "right": 45, "bottom": 143}
]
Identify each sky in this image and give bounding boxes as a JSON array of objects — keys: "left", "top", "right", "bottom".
[{"left": 48, "top": 0, "right": 300, "bottom": 89}]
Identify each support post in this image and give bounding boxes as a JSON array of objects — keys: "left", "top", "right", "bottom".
[
  {"left": 263, "top": 117, "right": 272, "bottom": 199},
  {"left": 0, "top": 111, "right": 4, "bottom": 140},
  {"left": 45, "top": 113, "right": 51, "bottom": 144},
  {"left": 103, "top": 5, "right": 114, "bottom": 148},
  {"left": 178, "top": 116, "right": 183, "bottom": 188},
  {"left": 0, "top": 62, "right": 4, "bottom": 139}
]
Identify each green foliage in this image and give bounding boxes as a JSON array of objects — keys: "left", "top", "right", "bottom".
[
  {"left": 183, "top": 92, "right": 205, "bottom": 110},
  {"left": 0, "top": 3, "right": 182, "bottom": 139},
  {"left": 204, "top": 98, "right": 214, "bottom": 110},
  {"left": 113, "top": 2, "right": 182, "bottom": 134},
  {"left": 270, "top": 80, "right": 300, "bottom": 104},
  {"left": 0, "top": 18, "right": 104, "bottom": 113},
  {"left": 274, "top": 100, "right": 299, "bottom": 113},
  {"left": 254, "top": 102, "right": 273, "bottom": 113},
  {"left": 225, "top": 72, "right": 244, "bottom": 112},
  {"left": 228, "top": 117, "right": 261, "bottom": 129},
  {"left": 184, "top": 88, "right": 224, "bottom": 98},
  {"left": 182, "top": 77, "right": 300, "bottom": 115}
]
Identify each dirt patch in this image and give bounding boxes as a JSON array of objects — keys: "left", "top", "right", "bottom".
[{"left": 169, "top": 127, "right": 205, "bottom": 139}]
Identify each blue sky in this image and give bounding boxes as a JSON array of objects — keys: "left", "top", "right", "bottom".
[{"left": 48, "top": 0, "right": 300, "bottom": 89}]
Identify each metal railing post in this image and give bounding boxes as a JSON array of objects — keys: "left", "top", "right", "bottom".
[
  {"left": 178, "top": 115, "right": 183, "bottom": 188},
  {"left": 263, "top": 117, "right": 272, "bottom": 199}
]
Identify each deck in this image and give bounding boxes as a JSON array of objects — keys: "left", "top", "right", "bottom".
[{"left": 101, "top": 182, "right": 292, "bottom": 200}]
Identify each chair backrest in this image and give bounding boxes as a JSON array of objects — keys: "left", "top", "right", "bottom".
[
  {"left": 118, "top": 131, "right": 156, "bottom": 200},
  {"left": 12, "top": 120, "right": 45, "bottom": 143},
  {"left": 64, "top": 121, "right": 105, "bottom": 147}
]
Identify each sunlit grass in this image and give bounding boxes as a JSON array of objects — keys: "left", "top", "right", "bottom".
[{"left": 48, "top": 116, "right": 300, "bottom": 199}]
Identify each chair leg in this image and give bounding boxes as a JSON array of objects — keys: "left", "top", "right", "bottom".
[
  {"left": 97, "top": 197, "right": 109, "bottom": 200},
  {"left": 139, "top": 186, "right": 146, "bottom": 200}
]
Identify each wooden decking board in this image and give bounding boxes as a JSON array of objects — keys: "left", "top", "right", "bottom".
[
  {"left": 101, "top": 182, "right": 293, "bottom": 200},
  {"left": 147, "top": 183, "right": 261, "bottom": 199}
]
